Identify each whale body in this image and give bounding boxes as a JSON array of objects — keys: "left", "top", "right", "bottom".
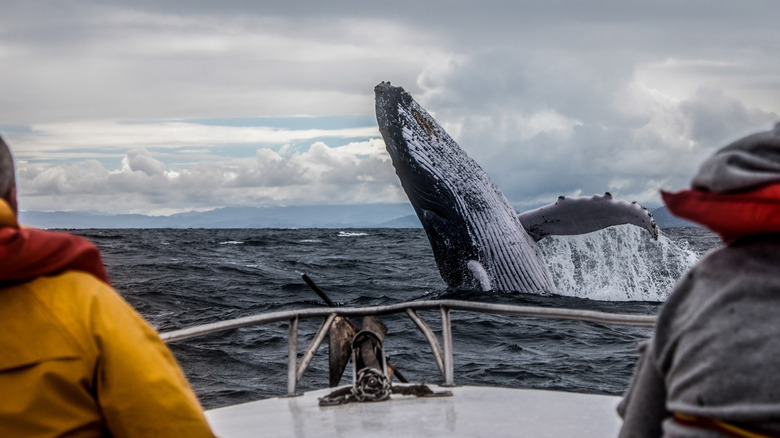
[{"left": 374, "top": 82, "right": 657, "bottom": 294}]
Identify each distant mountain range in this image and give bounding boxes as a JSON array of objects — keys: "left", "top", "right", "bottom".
[
  {"left": 18, "top": 203, "right": 695, "bottom": 230},
  {"left": 19, "top": 204, "right": 421, "bottom": 229}
]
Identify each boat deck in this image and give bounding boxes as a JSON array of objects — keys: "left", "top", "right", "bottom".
[{"left": 205, "top": 384, "right": 623, "bottom": 437}]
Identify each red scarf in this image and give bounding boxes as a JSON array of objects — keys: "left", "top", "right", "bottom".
[
  {"left": 661, "top": 182, "right": 780, "bottom": 243},
  {"left": 0, "top": 201, "right": 109, "bottom": 284}
]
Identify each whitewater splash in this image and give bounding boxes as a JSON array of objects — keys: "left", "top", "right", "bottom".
[
  {"left": 540, "top": 226, "right": 702, "bottom": 301},
  {"left": 338, "top": 231, "right": 368, "bottom": 237}
]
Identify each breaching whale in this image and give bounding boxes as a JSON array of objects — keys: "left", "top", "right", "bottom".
[{"left": 374, "top": 82, "right": 657, "bottom": 294}]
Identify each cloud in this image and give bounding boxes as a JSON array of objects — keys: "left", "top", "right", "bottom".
[
  {"left": 124, "top": 149, "right": 167, "bottom": 177},
  {"left": 5, "top": 119, "right": 379, "bottom": 161},
  {"left": 680, "top": 87, "right": 778, "bottom": 147},
  {"left": 17, "top": 139, "right": 405, "bottom": 214},
  {"left": 412, "top": 49, "right": 778, "bottom": 209},
  {"left": 0, "top": 3, "right": 435, "bottom": 125},
  {"left": 2, "top": 0, "right": 780, "bottom": 215}
]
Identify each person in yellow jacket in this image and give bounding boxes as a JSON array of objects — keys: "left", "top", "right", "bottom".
[{"left": 0, "top": 136, "right": 216, "bottom": 437}]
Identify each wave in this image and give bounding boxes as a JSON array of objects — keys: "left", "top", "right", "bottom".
[
  {"left": 92, "top": 227, "right": 718, "bottom": 408},
  {"left": 338, "top": 231, "right": 368, "bottom": 237}
]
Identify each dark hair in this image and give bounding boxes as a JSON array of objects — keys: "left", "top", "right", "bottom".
[{"left": 0, "top": 136, "right": 16, "bottom": 202}]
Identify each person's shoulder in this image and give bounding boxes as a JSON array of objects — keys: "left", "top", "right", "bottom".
[
  {"left": 729, "top": 233, "right": 780, "bottom": 254},
  {"left": 1, "top": 271, "right": 120, "bottom": 359},
  {"left": 662, "top": 233, "right": 780, "bottom": 314},
  {"left": 694, "top": 234, "right": 780, "bottom": 275},
  {"left": 22, "top": 271, "right": 121, "bottom": 323},
  {"left": 31, "top": 270, "right": 115, "bottom": 296}
]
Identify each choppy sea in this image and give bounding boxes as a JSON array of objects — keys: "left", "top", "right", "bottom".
[{"left": 74, "top": 226, "right": 721, "bottom": 410}]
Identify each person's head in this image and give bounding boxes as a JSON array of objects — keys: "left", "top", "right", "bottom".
[
  {"left": 661, "top": 121, "right": 780, "bottom": 242},
  {"left": 0, "top": 136, "right": 18, "bottom": 215},
  {"left": 691, "top": 121, "right": 780, "bottom": 193}
]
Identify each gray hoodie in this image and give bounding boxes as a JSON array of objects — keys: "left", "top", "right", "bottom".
[
  {"left": 618, "top": 235, "right": 780, "bottom": 437},
  {"left": 618, "top": 122, "right": 780, "bottom": 437}
]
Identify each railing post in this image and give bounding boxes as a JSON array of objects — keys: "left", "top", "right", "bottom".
[
  {"left": 440, "top": 306, "right": 454, "bottom": 386},
  {"left": 286, "top": 316, "right": 299, "bottom": 396},
  {"left": 406, "top": 308, "right": 445, "bottom": 378},
  {"left": 296, "top": 313, "right": 337, "bottom": 382}
]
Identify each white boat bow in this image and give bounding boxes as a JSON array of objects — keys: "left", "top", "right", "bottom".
[{"left": 206, "top": 384, "right": 622, "bottom": 438}]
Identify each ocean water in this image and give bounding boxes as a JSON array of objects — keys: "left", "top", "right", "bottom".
[{"left": 75, "top": 226, "right": 721, "bottom": 410}]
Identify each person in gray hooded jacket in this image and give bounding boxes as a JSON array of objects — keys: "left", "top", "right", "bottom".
[{"left": 618, "top": 122, "right": 780, "bottom": 438}]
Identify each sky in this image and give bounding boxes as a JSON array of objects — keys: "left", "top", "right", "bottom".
[{"left": 1, "top": 0, "right": 779, "bottom": 216}]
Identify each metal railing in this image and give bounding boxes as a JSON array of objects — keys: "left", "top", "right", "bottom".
[{"left": 160, "top": 300, "right": 656, "bottom": 397}]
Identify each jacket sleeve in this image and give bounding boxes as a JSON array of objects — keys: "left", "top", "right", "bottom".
[
  {"left": 88, "top": 281, "right": 216, "bottom": 438},
  {"left": 617, "top": 340, "right": 669, "bottom": 438}
]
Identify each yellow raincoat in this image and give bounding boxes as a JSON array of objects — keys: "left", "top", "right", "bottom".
[{"left": 0, "top": 200, "right": 215, "bottom": 437}]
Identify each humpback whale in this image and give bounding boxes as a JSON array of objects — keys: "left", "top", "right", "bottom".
[{"left": 374, "top": 82, "right": 657, "bottom": 294}]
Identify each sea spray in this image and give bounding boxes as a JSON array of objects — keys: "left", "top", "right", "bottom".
[{"left": 539, "top": 225, "right": 701, "bottom": 301}]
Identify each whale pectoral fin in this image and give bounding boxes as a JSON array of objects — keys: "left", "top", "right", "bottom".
[
  {"left": 466, "top": 260, "right": 492, "bottom": 291},
  {"left": 517, "top": 193, "right": 659, "bottom": 241}
]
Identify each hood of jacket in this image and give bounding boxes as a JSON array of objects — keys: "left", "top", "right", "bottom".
[
  {"left": 662, "top": 122, "right": 780, "bottom": 242},
  {"left": 0, "top": 199, "right": 109, "bottom": 284}
]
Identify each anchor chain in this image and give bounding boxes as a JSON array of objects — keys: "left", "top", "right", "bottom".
[
  {"left": 318, "top": 367, "right": 390, "bottom": 406},
  {"left": 353, "top": 368, "right": 391, "bottom": 402}
]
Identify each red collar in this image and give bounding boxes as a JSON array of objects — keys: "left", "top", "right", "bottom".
[
  {"left": 0, "top": 200, "right": 109, "bottom": 284},
  {"left": 662, "top": 182, "right": 780, "bottom": 243}
]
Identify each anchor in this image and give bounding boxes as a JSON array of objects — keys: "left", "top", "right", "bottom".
[{"left": 302, "top": 274, "right": 448, "bottom": 406}]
